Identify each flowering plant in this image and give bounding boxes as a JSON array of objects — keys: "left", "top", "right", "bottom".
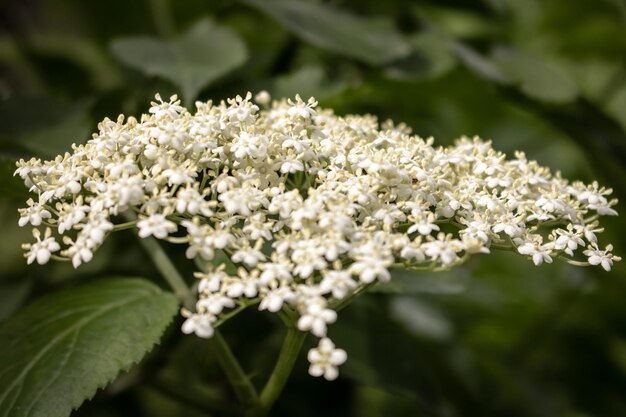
[{"left": 10, "top": 91, "right": 620, "bottom": 414}]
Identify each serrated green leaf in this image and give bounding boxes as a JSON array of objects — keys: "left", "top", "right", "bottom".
[
  {"left": 110, "top": 19, "right": 248, "bottom": 104},
  {"left": 492, "top": 49, "right": 578, "bottom": 103},
  {"left": 245, "top": 0, "right": 411, "bottom": 65},
  {"left": 0, "top": 277, "right": 179, "bottom": 417}
]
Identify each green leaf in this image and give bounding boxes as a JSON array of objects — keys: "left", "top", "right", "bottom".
[
  {"left": 0, "top": 96, "right": 92, "bottom": 158},
  {"left": 372, "top": 268, "right": 470, "bottom": 295},
  {"left": 110, "top": 19, "right": 248, "bottom": 104},
  {"left": 384, "top": 33, "right": 457, "bottom": 81},
  {"left": 492, "top": 48, "right": 578, "bottom": 103},
  {"left": 0, "top": 279, "right": 32, "bottom": 322},
  {"left": 450, "top": 42, "right": 510, "bottom": 83},
  {"left": 411, "top": 4, "right": 493, "bottom": 39},
  {"left": 26, "top": 34, "right": 123, "bottom": 90},
  {"left": 389, "top": 297, "right": 453, "bottom": 341},
  {"left": 272, "top": 66, "right": 348, "bottom": 100},
  {"left": 332, "top": 300, "right": 477, "bottom": 415},
  {"left": 0, "top": 277, "right": 179, "bottom": 417},
  {"left": 0, "top": 158, "right": 31, "bottom": 200},
  {"left": 245, "top": 0, "right": 411, "bottom": 65}
]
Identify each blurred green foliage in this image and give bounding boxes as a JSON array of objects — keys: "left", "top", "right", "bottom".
[{"left": 0, "top": 0, "right": 625, "bottom": 416}]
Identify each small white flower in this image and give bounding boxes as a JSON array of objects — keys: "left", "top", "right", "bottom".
[
  {"left": 197, "top": 269, "right": 228, "bottom": 294},
  {"left": 297, "top": 300, "right": 337, "bottom": 337},
  {"left": 63, "top": 235, "right": 95, "bottom": 268},
  {"left": 259, "top": 259, "right": 293, "bottom": 285},
  {"left": 137, "top": 213, "right": 177, "bottom": 239},
  {"left": 181, "top": 312, "right": 216, "bottom": 338},
  {"left": 516, "top": 239, "right": 553, "bottom": 266},
  {"left": 583, "top": 244, "right": 621, "bottom": 272},
  {"left": 280, "top": 159, "right": 304, "bottom": 174},
  {"left": 422, "top": 237, "right": 463, "bottom": 265},
  {"left": 149, "top": 94, "right": 184, "bottom": 119},
  {"left": 259, "top": 286, "right": 295, "bottom": 312},
  {"left": 287, "top": 95, "right": 317, "bottom": 119},
  {"left": 254, "top": 90, "right": 271, "bottom": 105},
  {"left": 197, "top": 294, "right": 235, "bottom": 315},
  {"left": 22, "top": 228, "right": 60, "bottom": 265},
  {"left": 319, "top": 270, "right": 357, "bottom": 300},
  {"left": 18, "top": 198, "right": 51, "bottom": 227},
  {"left": 554, "top": 226, "right": 585, "bottom": 256},
  {"left": 307, "top": 337, "right": 347, "bottom": 381},
  {"left": 407, "top": 213, "right": 440, "bottom": 236},
  {"left": 231, "top": 241, "right": 266, "bottom": 267}
]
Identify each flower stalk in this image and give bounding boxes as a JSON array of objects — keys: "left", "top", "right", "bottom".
[{"left": 250, "top": 327, "right": 307, "bottom": 417}]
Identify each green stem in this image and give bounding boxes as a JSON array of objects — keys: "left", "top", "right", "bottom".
[
  {"left": 248, "top": 327, "right": 307, "bottom": 417},
  {"left": 150, "top": 374, "right": 239, "bottom": 417},
  {"left": 210, "top": 331, "right": 259, "bottom": 409},
  {"left": 135, "top": 234, "right": 195, "bottom": 309},
  {"left": 330, "top": 281, "right": 377, "bottom": 312},
  {"left": 128, "top": 216, "right": 259, "bottom": 411}
]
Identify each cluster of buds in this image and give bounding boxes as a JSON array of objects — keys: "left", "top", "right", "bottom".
[{"left": 15, "top": 92, "right": 619, "bottom": 380}]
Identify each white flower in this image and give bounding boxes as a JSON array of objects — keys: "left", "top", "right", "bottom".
[
  {"left": 287, "top": 95, "right": 317, "bottom": 119},
  {"left": 231, "top": 241, "right": 266, "bottom": 267},
  {"left": 15, "top": 92, "right": 621, "bottom": 382},
  {"left": 197, "top": 269, "right": 228, "bottom": 294},
  {"left": 307, "top": 338, "right": 347, "bottom": 381},
  {"left": 407, "top": 213, "right": 440, "bottom": 236},
  {"left": 18, "top": 198, "right": 51, "bottom": 227},
  {"left": 63, "top": 235, "right": 95, "bottom": 268},
  {"left": 516, "top": 239, "right": 554, "bottom": 266},
  {"left": 259, "top": 286, "right": 295, "bottom": 312},
  {"left": 79, "top": 213, "right": 113, "bottom": 245},
  {"left": 280, "top": 159, "right": 304, "bottom": 174},
  {"left": 259, "top": 259, "right": 293, "bottom": 285},
  {"left": 319, "top": 269, "right": 357, "bottom": 299},
  {"left": 56, "top": 201, "right": 90, "bottom": 234},
  {"left": 181, "top": 312, "right": 216, "bottom": 338},
  {"left": 422, "top": 236, "right": 463, "bottom": 265},
  {"left": 297, "top": 300, "right": 337, "bottom": 337},
  {"left": 254, "top": 90, "right": 271, "bottom": 105},
  {"left": 583, "top": 244, "right": 621, "bottom": 271},
  {"left": 149, "top": 94, "right": 184, "bottom": 119},
  {"left": 137, "top": 213, "right": 177, "bottom": 239},
  {"left": 197, "top": 294, "right": 235, "bottom": 315},
  {"left": 22, "top": 228, "right": 60, "bottom": 265},
  {"left": 348, "top": 257, "right": 391, "bottom": 283},
  {"left": 553, "top": 226, "right": 585, "bottom": 256},
  {"left": 176, "top": 187, "right": 213, "bottom": 217}
]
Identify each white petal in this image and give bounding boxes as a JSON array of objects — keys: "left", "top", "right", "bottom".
[
  {"left": 36, "top": 249, "right": 50, "bottom": 265},
  {"left": 323, "top": 366, "right": 339, "bottom": 381},
  {"left": 330, "top": 349, "right": 347, "bottom": 365},
  {"left": 308, "top": 364, "right": 324, "bottom": 377}
]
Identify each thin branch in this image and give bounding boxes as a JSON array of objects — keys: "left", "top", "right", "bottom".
[
  {"left": 249, "top": 327, "right": 307, "bottom": 417},
  {"left": 135, "top": 233, "right": 195, "bottom": 309},
  {"left": 210, "top": 330, "right": 259, "bottom": 409}
]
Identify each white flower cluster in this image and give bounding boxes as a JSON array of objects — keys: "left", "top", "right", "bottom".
[{"left": 15, "top": 92, "right": 620, "bottom": 380}]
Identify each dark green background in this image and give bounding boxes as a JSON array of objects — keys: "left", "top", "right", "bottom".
[{"left": 1, "top": 0, "right": 625, "bottom": 416}]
